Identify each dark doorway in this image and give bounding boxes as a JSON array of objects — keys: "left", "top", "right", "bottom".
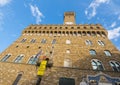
[{"left": 59, "top": 77, "right": 75, "bottom": 85}]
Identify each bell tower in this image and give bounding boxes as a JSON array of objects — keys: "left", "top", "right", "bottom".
[{"left": 64, "top": 12, "right": 76, "bottom": 25}]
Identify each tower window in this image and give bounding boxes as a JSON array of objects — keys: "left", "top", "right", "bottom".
[
  {"left": 30, "top": 39, "right": 36, "bottom": 43},
  {"left": 96, "top": 26, "right": 100, "bottom": 29},
  {"left": 1, "top": 54, "right": 11, "bottom": 62},
  {"left": 21, "top": 38, "right": 27, "bottom": 43},
  {"left": 89, "top": 49, "right": 96, "bottom": 56},
  {"left": 98, "top": 40, "right": 105, "bottom": 46},
  {"left": 104, "top": 50, "right": 111, "bottom": 57},
  {"left": 41, "top": 39, "right": 46, "bottom": 44},
  {"left": 28, "top": 55, "right": 38, "bottom": 64},
  {"left": 50, "top": 27, "right": 52, "bottom": 29},
  {"left": 77, "top": 27, "right": 80, "bottom": 29},
  {"left": 91, "top": 59, "right": 104, "bottom": 70},
  {"left": 65, "top": 27, "right": 68, "bottom": 29},
  {"left": 55, "top": 27, "right": 57, "bottom": 29},
  {"left": 14, "top": 54, "right": 24, "bottom": 63},
  {"left": 32, "top": 31, "right": 34, "bottom": 33},
  {"left": 71, "top": 27, "right": 74, "bottom": 29},
  {"left": 44, "top": 27, "right": 47, "bottom": 29},
  {"left": 90, "top": 26, "right": 93, "bottom": 29},
  {"left": 84, "top": 26, "right": 87, "bottom": 29},
  {"left": 85, "top": 40, "right": 92, "bottom": 46},
  {"left": 52, "top": 39, "right": 56, "bottom": 44},
  {"left": 109, "top": 61, "right": 120, "bottom": 72},
  {"left": 60, "top": 27, "right": 62, "bottom": 29}
]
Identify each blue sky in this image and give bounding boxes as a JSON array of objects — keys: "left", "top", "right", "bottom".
[{"left": 0, "top": 0, "right": 120, "bottom": 53}]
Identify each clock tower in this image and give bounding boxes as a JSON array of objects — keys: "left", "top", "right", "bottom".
[{"left": 64, "top": 12, "right": 76, "bottom": 25}]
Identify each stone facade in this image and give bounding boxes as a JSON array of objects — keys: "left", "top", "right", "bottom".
[{"left": 0, "top": 12, "right": 120, "bottom": 85}]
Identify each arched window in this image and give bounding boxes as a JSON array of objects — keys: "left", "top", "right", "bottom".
[
  {"left": 14, "top": 54, "right": 24, "bottom": 63},
  {"left": 102, "top": 32, "right": 106, "bottom": 37},
  {"left": 21, "top": 38, "right": 27, "bottom": 43},
  {"left": 1, "top": 53, "right": 11, "bottom": 62},
  {"left": 41, "top": 39, "right": 46, "bottom": 44},
  {"left": 97, "top": 31, "right": 101, "bottom": 37},
  {"left": 52, "top": 39, "right": 56, "bottom": 44},
  {"left": 109, "top": 61, "right": 120, "bottom": 72},
  {"left": 28, "top": 55, "right": 38, "bottom": 64},
  {"left": 58, "top": 31, "right": 61, "bottom": 35},
  {"left": 30, "top": 39, "right": 36, "bottom": 43},
  {"left": 82, "top": 31, "right": 86, "bottom": 36},
  {"left": 87, "top": 31, "right": 91, "bottom": 36},
  {"left": 104, "top": 50, "right": 111, "bottom": 56},
  {"left": 89, "top": 49, "right": 96, "bottom": 56},
  {"left": 85, "top": 40, "right": 92, "bottom": 45},
  {"left": 78, "top": 31, "right": 81, "bottom": 36},
  {"left": 91, "top": 59, "right": 104, "bottom": 70},
  {"left": 98, "top": 40, "right": 105, "bottom": 46},
  {"left": 73, "top": 31, "right": 77, "bottom": 36}
]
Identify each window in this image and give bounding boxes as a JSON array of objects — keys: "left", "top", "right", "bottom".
[
  {"left": 91, "top": 32, "right": 96, "bottom": 36},
  {"left": 30, "top": 39, "right": 36, "bottom": 43},
  {"left": 97, "top": 32, "right": 101, "bottom": 37},
  {"left": 82, "top": 32, "right": 86, "bottom": 36},
  {"left": 98, "top": 40, "right": 105, "bottom": 46},
  {"left": 104, "top": 50, "right": 111, "bottom": 56},
  {"left": 87, "top": 32, "right": 91, "bottom": 36},
  {"left": 91, "top": 59, "right": 104, "bottom": 70},
  {"left": 89, "top": 49, "right": 96, "bottom": 56},
  {"left": 109, "top": 61, "right": 120, "bottom": 72},
  {"left": 66, "top": 49, "right": 70, "bottom": 54},
  {"left": 1, "top": 54, "right": 11, "bottom": 62},
  {"left": 28, "top": 55, "right": 38, "bottom": 64},
  {"left": 66, "top": 40, "right": 71, "bottom": 44},
  {"left": 41, "top": 39, "right": 46, "bottom": 44},
  {"left": 21, "top": 38, "right": 26, "bottom": 43},
  {"left": 12, "top": 73, "right": 22, "bottom": 85},
  {"left": 14, "top": 54, "right": 24, "bottom": 63},
  {"left": 85, "top": 40, "right": 92, "bottom": 45},
  {"left": 52, "top": 39, "right": 56, "bottom": 44},
  {"left": 64, "top": 59, "right": 72, "bottom": 67},
  {"left": 102, "top": 32, "right": 106, "bottom": 37}
]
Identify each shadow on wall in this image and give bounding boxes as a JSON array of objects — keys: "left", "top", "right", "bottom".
[{"left": 39, "top": 51, "right": 120, "bottom": 85}]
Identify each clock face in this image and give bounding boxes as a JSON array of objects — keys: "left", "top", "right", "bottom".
[{"left": 65, "top": 22, "right": 73, "bottom": 25}]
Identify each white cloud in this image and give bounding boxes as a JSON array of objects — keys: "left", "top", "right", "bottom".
[
  {"left": 30, "top": 4, "right": 44, "bottom": 24},
  {"left": 108, "top": 27, "right": 120, "bottom": 40},
  {"left": 85, "top": 0, "right": 110, "bottom": 19},
  {"left": 0, "top": 0, "right": 11, "bottom": 7},
  {"left": 110, "top": 22, "right": 116, "bottom": 28}
]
